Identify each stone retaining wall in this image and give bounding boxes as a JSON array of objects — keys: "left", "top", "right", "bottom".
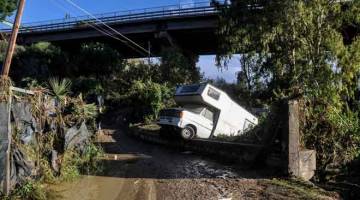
[{"left": 130, "top": 128, "right": 269, "bottom": 164}]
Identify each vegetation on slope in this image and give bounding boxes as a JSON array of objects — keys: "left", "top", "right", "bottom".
[{"left": 214, "top": 0, "right": 360, "bottom": 183}]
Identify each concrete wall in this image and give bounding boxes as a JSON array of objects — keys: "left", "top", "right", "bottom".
[{"left": 131, "top": 127, "right": 265, "bottom": 163}]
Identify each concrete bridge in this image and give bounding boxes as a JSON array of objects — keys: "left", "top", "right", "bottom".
[
  {"left": 0, "top": 1, "right": 222, "bottom": 58},
  {"left": 1, "top": 1, "right": 357, "bottom": 58}
]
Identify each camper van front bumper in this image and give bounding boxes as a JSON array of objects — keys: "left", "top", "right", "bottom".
[{"left": 158, "top": 118, "right": 183, "bottom": 128}]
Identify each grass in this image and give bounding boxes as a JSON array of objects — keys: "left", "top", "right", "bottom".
[
  {"left": 3, "top": 180, "right": 49, "bottom": 200},
  {"left": 129, "top": 123, "right": 161, "bottom": 136},
  {"left": 59, "top": 143, "right": 104, "bottom": 182},
  {"left": 138, "top": 123, "right": 161, "bottom": 131}
]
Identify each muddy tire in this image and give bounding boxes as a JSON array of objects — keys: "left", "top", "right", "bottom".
[{"left": 181, "top": 125, "right": 195, "bottom": 140}]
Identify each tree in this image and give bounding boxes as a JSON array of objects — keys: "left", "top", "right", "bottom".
[
  {"left": 10, "top": 42, "right": 61, "bottom": 83},
  {"left": 0, "top": 0, "right": 17, "bottom": 20},
  {"left": 0, "top": 40, "right": 7, "bottom": 60},
  {"left": 236, "top": 54, "right": 269, "bottom": 107},
  {"left": 71, "top": 42, "right": 123, "bottom": 79},
  {"left": 216, "top": 0, "right": 360, "bottom": 181},
  {"left": 160, "top": 47, "right": 202, "bottom": 86}
]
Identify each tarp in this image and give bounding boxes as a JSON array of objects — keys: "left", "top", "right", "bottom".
[
  {"left": 12, "top": 101, "right": 37, "bottom": 145},
  {"left": 9, "top": 101, "right": 36, "bottom": 187},
  {"left": 1, "top": 100, "right": 37, "bottom": 192},
  {"left": 64, "top": 122, "right": 92, "bottom": 151},
  {"left": 0, "top": 142, "right": 7, "bottom": 192},
  {"left": 10, "top": 147, "right": 34, "bottom": 188},
  {"left": 0, "top": 101, "right": 11, "bottom": 193},
  {"left": 1, "top": 96, "right": 94, "bottom": 193}
]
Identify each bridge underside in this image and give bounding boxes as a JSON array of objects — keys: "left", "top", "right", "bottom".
[{"left": 14, "top": 15, "right": 219, "bottom": 58}]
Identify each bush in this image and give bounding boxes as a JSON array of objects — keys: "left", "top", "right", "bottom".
[
  {"left": 303, "top": 100, "right": 360, "bottom": 181},
  {"left": 9, "top": 180, "right": 48, "bottom": 200},
  {"left": 126, "top": 80, "right": 174, "bottom": 122},
  {"left": 5, "top": 77, "right": 104, "bottom": 199}
]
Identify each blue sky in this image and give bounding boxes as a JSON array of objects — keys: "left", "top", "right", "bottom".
[{"left": 2, "top": 0, "right": 240, "bottom": 82}]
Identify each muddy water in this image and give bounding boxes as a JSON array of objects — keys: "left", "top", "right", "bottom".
[{"left": 51, "top": 128, "right": 261, "bottom": 200}]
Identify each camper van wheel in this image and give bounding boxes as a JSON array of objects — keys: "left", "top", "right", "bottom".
[{"left": 181, "top": 125, "right": 195, "bottom": 140}]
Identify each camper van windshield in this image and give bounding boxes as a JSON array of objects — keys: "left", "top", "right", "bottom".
[
  {"left": 183, "top": 105, "right": 204, "bottom": 114},
  {"left": 180, "top": 85, "right": 201, "bottom": 93}
]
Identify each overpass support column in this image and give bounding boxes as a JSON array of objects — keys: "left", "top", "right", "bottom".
[
  {"left": 156, "top": 30, "right": 201, "bottom": 82},
  {"left": 155, "top": 31, "right": 176, "bottom": 47},
  {"left": 182, "top": 50, "right": 200, "bottom": 82}
]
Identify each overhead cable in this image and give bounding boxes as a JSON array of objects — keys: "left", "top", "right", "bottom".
[{"left": 63, "top": 0, "right": 151, "bottom": 56}]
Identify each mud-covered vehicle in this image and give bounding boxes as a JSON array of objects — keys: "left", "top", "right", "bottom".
[{"left": 158, "top": 83, "right": 258, "bottom": 140}]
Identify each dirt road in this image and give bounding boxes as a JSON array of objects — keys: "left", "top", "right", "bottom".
[{"left": 52, "top": 128, "right": 337, "bottom": 200}]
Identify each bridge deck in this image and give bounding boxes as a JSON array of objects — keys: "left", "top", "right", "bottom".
[
  {"left": 0, "top": 1, "right": 225, "bottom": 57},
  {"left": 0, "top": 1, "right": 222, "bottom": 34}
]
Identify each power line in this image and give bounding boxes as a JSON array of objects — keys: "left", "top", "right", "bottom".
[
  {"left": 63, "top": 0, "right": 151, "bottom": 56},
  {"left": 49, "top": 0, "right": 125, "bottom": 43},
  {"left": 49, "top": 0, "right": 147, "bottom": 55},
  {"left": 0, "top": 20, "right": 13, "bottom": 28}
]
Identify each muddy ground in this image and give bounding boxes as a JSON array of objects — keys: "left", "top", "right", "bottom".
[{"left": 51, "top": 127, "right": 338, "bottom": 200}]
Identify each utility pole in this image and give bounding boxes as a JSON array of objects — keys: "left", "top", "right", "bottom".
[{"left": 1, "top": 0, "right": 26, "bottom": 77}]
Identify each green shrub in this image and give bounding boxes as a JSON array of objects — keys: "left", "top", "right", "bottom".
[
  {"left": 59, "top": 150, "right": 82, "bottom": 182},
  {"left": 126, "top": 80, "right": 174, "bottom": 122},
  {"left": 80, "top": 143, "right": 104, "bottom": 174},
  {"left": 9, "top": 180, "right": 47, "bottom": 200},
  {"left": 303, "top": 101, "right": 360, "bottom": 181}
]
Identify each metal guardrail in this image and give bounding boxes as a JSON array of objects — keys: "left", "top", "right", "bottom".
[{"left": 0, "top": 1, "right": 224, "bottom": 33}]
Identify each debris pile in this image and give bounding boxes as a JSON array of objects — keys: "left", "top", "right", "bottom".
[{"left": 0, "top": 78, "right": 102, "bottom": 196}]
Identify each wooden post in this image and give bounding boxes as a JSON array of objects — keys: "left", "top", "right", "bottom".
[{"left": 1, "top": 0, "right": 26, "bottom": 77}]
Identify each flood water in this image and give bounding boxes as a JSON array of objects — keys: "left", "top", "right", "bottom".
[{"left": 50, "top": 128, "right": 264, "bottom": 200}]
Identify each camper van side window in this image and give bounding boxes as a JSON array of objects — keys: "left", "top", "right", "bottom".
[
  {"left": 202, "top": 109, "right": 214, "bottom": 121},
  {"left": 207, "top": 87, "right": 220, "bottom": 100}
]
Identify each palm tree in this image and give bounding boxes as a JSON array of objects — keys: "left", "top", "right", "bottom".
[{"left": 48, "top": 77, "right": 72, "bottom": 106}]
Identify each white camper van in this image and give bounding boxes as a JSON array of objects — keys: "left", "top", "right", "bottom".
[{"left": 158, "top": 83, "right": 258, "bottom": 139}]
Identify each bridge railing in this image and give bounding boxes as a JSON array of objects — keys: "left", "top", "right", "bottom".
[{"left": 0, "top": 1, "right": 224, "bottom": 33}]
